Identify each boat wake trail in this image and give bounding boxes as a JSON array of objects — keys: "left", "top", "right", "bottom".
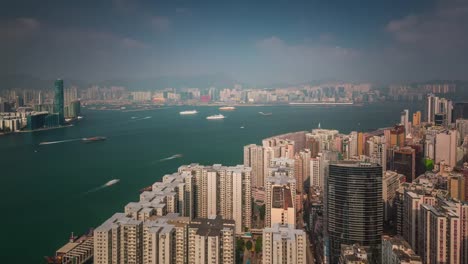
[
  {"left": 39, "top": 138, "right": 82, "bottom": 145},
  {"left": 158, "top": 154, "right": 183, "bottom": 162},
  {"left": 82, "top": 179, "right": 120, "bottom": 195}
]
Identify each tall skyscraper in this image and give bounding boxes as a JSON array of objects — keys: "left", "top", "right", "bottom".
[
  {"left": 426, "top": 94, "right": 438, "bottom": 123},
  {"left": 310, "top": 157, "right": 321, "bottom": 187},
  {"left": 412, "top": 111, "right": 421, "bottom": 126},
  {"left": 38, "top": 91, "right": 43, "bottom": 105},
  {"left": 327, "top": 161, "right": 383, "bottom": 263},
  {"left": 243, "top": 144, "right": 264, "bottom": 187},
  {"left": 426, "top": 94, "right": 453, "bottom": 126},
  {"left": 401, "top": 109, "right": 409, "bottom": 134},
  {"left": 294, "top": 149, "right": 311, "bottom": 193},
  {"left": 54, "top": 79, "right": 65, "bottom": 125}
]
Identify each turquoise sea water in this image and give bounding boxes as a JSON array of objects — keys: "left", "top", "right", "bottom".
[{"left": 0, "top": 103, "right": 422, "bottom": 263}]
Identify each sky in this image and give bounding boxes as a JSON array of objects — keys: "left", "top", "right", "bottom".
[{"left": 0, "top": 0, "right": 467, "bottom": 85}]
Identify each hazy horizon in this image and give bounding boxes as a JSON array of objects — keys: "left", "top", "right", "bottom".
[{"left": 1, "top": 0, "right": 468, "bottom": 85}]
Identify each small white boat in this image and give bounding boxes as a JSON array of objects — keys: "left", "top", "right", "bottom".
[
  {"left": 104, "top": 179, "right": 120, "bottom": 187},
  {"left": 206, "top": 114, "right": 225, "bottom": 120},
  {"left": 219, "top": 106, "right": 236, "bottom": 111},
  {"left": 180, "top": 110, "right": 198, "bottom": 115},
  {"left": 259, "top": 112, "right": 272, "bottom": 116}
]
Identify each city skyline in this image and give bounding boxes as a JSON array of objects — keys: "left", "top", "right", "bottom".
[
  {"left": 3, "top": 1, "right": 468, "bottom": 263},
  {"left": 1, "top": 0, "right": 468, "bottom": 85}
]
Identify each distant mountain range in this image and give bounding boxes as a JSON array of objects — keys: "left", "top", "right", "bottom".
[
  {"left": 1, "top": 73, "right": 467, "bottom": 91},
  {"left": 0, "top": 73, "right": 243, "bottom": 91}
]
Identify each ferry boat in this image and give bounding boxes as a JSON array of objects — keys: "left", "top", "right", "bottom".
[
  {"left": 180, "top": 110, "right": 198, "bottom": 115},
  {"left": 219, "top": 106, "right": 236, "bottom": 111},
  {"left": 206, "top": 114, "right": 225, "bottom": 120},
  {"left": 82, "top": 136, "right": 106, "bottom": 143}
]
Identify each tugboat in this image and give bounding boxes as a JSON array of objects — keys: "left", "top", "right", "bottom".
[{"left": 81, "top": 136, "right": 106, "bottom": 143}]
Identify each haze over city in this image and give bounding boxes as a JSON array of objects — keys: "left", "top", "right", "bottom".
[
  {"left": 2, "top": 1, "right": 468, "bottom": 264},
  {"left": 1, "top": 0, "right": 468, "bottom": 85}
]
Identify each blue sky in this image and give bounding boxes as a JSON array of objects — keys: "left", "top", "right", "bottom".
[{"left": 1, "top": 0, "right": 467, "bottom": 85}]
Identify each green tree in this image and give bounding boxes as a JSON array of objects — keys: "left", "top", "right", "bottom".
[
  {"left": 246, "top": 240, "right": 253, "bottom": 251},
  {"left": 259, "top": 204, "right": 266, "bottom": 221},
  {"left": 237, "top": 238, "right": 245, "bottom": 252},
  {"left": 255, "top": 237, "right": 262, "bottom": 253}
]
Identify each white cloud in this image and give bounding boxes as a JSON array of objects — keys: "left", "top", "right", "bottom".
[{"left": 387, "top": 0, "right": 468, "bottom": 50}]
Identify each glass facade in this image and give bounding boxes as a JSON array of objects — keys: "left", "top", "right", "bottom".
[
  {"left": 327, "top": 162, "right": 383, "bottom": 263},
  {"left": 54, "top": 79, "right": 64, "bottom": 125}
]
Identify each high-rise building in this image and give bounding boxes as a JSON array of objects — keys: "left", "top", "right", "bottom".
[
  {"left": 327, "top": 161, "right": 383, "bottom": 263},
  {"left": 64, "top": 86, "right": 78, "bottom": 106},
  {"left": 367, "top": 135, "right": 387, "bottom": 170},
  {"left": 419, "top": 201, "right": 468, "bottom": 264},
  {"left": 218, "top": 166, "right": 252, "bottom": 234},
  {"left": 391, "top": 147, "right": 416, "bottom": 182},
  {"left": 188, "top": 217, "right": 236, "bottom": 264},
  {"left": 435, "top": 130, "right": 457, "bottom": 167},
  {"left": 456, "top": 119, "right": 468, "bottom": 145},
  {"left": 94, "top": 213, "right": 143, "bottom": 264},
  {"left": 54, "top": 79, "right": 65, "bottom": 125},
  {"left": 179, "top": 164, "right": 252, "bottom": 234},
  {"left": 310, "top": 157, "right": 321, "bottom": 187},
  {"left": 243, "top": 144, "right": 264, "bottom": 187},
  {"left": 142, "top": 215, "right": 190, "bottom": 264},
  {"left": 357, "top": 132, "right": 364, "bottom": 156},
  {"left": 390, "top": 125, "right": 405, "bottom": 148},
  {"left": 262, "top": 224, "right": 307, "bottom": 264},
  {"left": 426, "top": 94, "right": 453, "bottom": 126},
  {"left": 401, "top": 109, "right": 409, "bottom": 134},
  {"left": 265, "top": 175, "right": 296, "bottom": 228},
  {"left": 383, "top": 171, "right": 404, "bottom": 222},
  {"left": 38, "top": 91, "right": 43, "bottom": 105},
  {"left": 426, "top": 94, "right": 438, "bottom": 123},
  {"left": 448, "top": 174, "right": 466, "bottom": 201},
  {"left": 294, "top": 149, "right": 310, "bottom": 193},
  {"left": 412, "top": 111, "right": 421, "bottom": 126}
]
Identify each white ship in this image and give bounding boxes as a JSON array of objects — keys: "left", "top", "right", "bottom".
[
  {"left": 219, "top": 106, "right": 236, "bottom": 111},
  {"left": 180, "top": 110, "right": 198, "bottom": 115},
  {"left": 206, "top": 114, "right": 225, "bottom": 120}
]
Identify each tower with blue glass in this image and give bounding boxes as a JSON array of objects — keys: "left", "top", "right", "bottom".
[{"left": 54, "top": 79, "right": 65, "bottom": 125}]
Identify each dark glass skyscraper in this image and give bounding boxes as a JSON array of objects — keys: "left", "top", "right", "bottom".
[
  {"left": 54, "top": 79, "right": 64, "bottom": 125},
  {"left": 327, "top": 161, "right": 383, "bottom": 264}
]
